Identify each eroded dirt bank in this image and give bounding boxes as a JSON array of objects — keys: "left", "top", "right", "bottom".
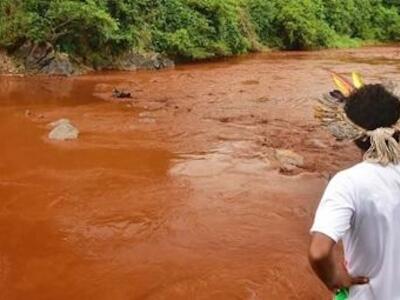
[{"left": 1, "top": 46, "right": 400, "bottom": 299}]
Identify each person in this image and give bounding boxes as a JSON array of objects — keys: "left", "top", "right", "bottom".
[{"left": 309, "top": 73, "right": 400, "bottom": 299}]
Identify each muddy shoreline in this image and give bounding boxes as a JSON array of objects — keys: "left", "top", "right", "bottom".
[{"left": 1, "top": 46, "right": 400, "bottom": 299}]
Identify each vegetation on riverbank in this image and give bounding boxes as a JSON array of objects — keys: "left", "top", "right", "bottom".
[{"left": 1, "top": 0, "right": 400, "bottom": 67}]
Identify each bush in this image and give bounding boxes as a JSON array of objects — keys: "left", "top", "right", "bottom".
[
  {"left": 0, "top": 0, "right": 118, "bottom": 54},
  {"left": 1, "top": 0, "right": 400, "bottom": 61},
  {"left": 152, "top": 0, "right": 251, "bottom": 59},
  {"left": 274, "top": 0, "right": 334, "bottom": 49},
  {"left": 246, "top": 0, "right": 278, "bottom": 46}
]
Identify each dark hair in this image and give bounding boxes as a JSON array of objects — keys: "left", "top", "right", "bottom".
[{"left": 344, "top": 84, "right": 400, "bottom": 151}]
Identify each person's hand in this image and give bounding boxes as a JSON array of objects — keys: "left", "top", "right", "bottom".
[
  {"left": 309, "top": 233, "right": 370, "bottom": 293},
  {"left": 329, "top": 262, "right": 369, "bottom": 292}
]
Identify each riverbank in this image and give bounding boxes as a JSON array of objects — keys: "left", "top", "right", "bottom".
[
  {"left": 0, "top": 50, "right": 20, "bottom": 74},
  {"left": 0, "top": 41, "right": 394, "bottom": 76},
  {"left": 0, "top": 46, "right": 175, "bottom": 76},
  {"left": 2, "top": 1, "right": 400, "bottom": 76}
]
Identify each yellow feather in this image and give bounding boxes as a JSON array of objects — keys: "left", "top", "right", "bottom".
[{"left": 352, "top": 72, "right": 364, "bottom": 89}]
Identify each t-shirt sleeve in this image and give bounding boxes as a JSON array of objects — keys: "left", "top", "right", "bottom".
[{"left": 310, "top": 173, "right": 356, "bottom": 243}]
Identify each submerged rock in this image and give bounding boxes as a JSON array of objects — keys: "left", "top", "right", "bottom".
[
  {"left": 310, "top": 139, "right": 328, "bottom": 149},
  {"left": 112, "top": 88, "right": 132, "bottom": 99},
  {"left": 49, "top": 118, "right": 71, "bottom": 128},
  {"left": 275, "top": 149, "right": 304, "bottom": 172},
  {"left": 48, "top": 119, "right": 79, "bottom": 140},
  {"left": 138, "top": 118, "right": 156, "bottom": 124}
]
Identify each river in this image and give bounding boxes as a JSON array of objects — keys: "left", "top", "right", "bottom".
[{"left": 1, "top": 46, "right": 400, "bottom": 299}]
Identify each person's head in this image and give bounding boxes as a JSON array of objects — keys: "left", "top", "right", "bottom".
[{"left": 344, "top": 84, "right": 400, "bottom": 151}]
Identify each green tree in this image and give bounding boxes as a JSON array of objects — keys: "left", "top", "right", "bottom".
[
  {"left": 1, "top": 0, "right": 400, "bottom": 62},
  {"left": 275, "top": 0, "right": 334, "bottom": 49}
]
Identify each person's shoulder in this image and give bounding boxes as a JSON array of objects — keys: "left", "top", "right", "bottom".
[
  {"left": 340, "top": 161, "right": 382, "bottom": 176},
  {"left": 323, "top": 163, "right": 373, "bottom": 203},
  {"left": 333, "top": 162, "right": 363, "bottom": 178},
  {"left": 330, "top": 162, "right": 373, "bottom": 186},
  {"left": 333, "top": 161, "right": 395, "bottom": 187},
  {"left": 343, "top": 161, "right": 400, "bottom": 175}
]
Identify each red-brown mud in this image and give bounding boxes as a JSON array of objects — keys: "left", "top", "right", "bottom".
[{"left": 1, "top": 46, "right": 400, "bottom": 299}]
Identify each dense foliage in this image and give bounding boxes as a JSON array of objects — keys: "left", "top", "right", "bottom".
[{"left": 1, "top": 0, "right": 400, "bottom": 62}]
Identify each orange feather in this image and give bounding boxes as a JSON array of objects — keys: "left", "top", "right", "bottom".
[{"left": 331, "top": 72, "right": 355, "bottom": 97}]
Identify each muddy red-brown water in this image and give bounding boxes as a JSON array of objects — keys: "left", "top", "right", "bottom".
[{"left": 1, "top": 46, "right": 400, "bottom": 300}]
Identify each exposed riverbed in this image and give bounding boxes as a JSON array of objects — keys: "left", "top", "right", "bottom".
[{"left": 1, "top": 46, "right": 400, "bottom": 299}]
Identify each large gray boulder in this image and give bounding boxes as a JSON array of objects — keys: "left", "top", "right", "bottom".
[
  {"left": 41, "top": 53, "right": 74, "bottom": 75},
  {"left": 16, "top": 41, "right": 75, "bottom": 76},
  {"left": 113, "top": 52, "right": 175, "bottom": 71},
  {"left": 48, "top": 119, "right": 79, "bottom": 141}
]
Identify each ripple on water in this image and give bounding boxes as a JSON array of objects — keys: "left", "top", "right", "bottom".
[{"left": 170, "top": 141, "right": 272, "bottom": 178}]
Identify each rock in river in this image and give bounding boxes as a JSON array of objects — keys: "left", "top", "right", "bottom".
[
  {"left": 48, "top": 119, "right": 79, "bottom": 141},
  {"left": 275, "top": 149, "right": 304, "bottom": 172}
]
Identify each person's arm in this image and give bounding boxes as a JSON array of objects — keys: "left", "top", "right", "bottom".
[{"left": 309, "top": 232, "right": 369, "bottom": 291}]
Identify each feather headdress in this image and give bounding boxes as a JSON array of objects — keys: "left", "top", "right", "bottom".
[{"left": 315, "top": 72, "right": 400, "bottom": 165}]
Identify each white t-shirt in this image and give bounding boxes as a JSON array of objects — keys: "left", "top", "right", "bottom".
[{"left": 311, "top": 161, "right": 400, "bottom": 300}]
